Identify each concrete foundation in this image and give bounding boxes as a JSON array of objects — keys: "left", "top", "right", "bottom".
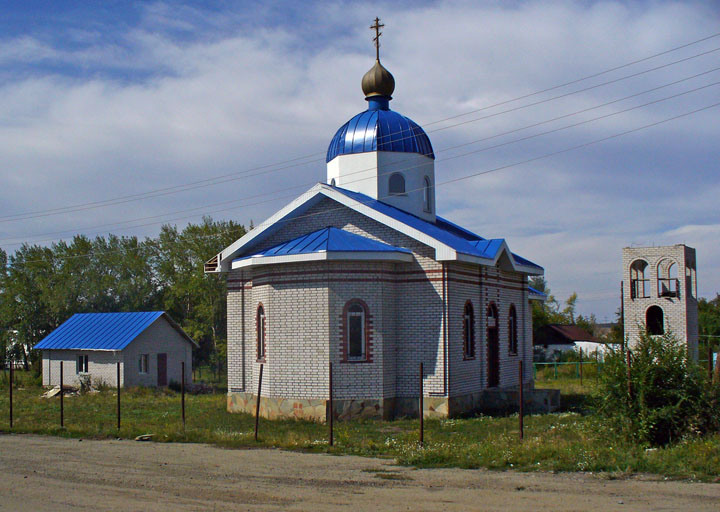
[{"left": 227, "top": 387, "right": 561, "bottom": 421}]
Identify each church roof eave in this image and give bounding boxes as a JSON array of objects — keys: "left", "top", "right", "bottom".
[{"left": 209, "top": 183, "right": 543, "bottom": 275}]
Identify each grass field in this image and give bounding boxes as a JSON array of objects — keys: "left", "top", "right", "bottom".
[{"left": 1, "top": 370, "right": 719, "bottom": 481}]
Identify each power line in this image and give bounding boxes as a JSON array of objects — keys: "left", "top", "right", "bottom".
[
  {"left": 6, "top": 98, "right": 719, "bottom": 265},
  {"left": 4, "top": 70, "right": 718, "bottom": 246},
  {"left": 1, "top": 39, "right": 718, "bottom": 223}
]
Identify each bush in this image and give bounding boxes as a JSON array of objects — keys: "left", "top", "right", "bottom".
[{"left": 595, "top": 329, "right": 720, "bottom": 446}]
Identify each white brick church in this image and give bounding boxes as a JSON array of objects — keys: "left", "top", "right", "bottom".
[{"left": 206, "top": 41, "right": 545, "bottom": 420}]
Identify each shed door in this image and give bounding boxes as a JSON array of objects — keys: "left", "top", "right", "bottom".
[{"left": 157, "top": 353, "right": 167, "bottom": 387}]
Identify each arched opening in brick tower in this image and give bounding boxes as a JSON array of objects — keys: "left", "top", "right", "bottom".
[{"left": 646, "top": 305, "right": 664, "bottom": 335}]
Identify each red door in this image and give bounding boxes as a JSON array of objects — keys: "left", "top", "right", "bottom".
[{"left": 157, "top": 353, "right": 167, "bottom": 387}]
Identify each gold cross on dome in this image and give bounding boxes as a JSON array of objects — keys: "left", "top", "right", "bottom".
[{"left": 370, "top": 17, "right": 384, "bottom": 60}]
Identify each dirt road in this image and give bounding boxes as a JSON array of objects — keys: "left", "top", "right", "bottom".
[{"left": 0, "top": 434, "right": 717, "bottom": 511}]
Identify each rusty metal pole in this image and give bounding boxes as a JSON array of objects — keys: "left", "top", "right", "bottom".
[
  {"left": 328, "top": 362, "right": 333, "bottom": 447},
  {"left": 626, "top": 350, "right": 632, "bottom": 399},
  {"left": 9, "top": 366, "right": 13, "bottom": 429},
  {"left": 620, "top": 281, "right": 625, "bottom": 351},
  {"left": 181, "top": 361, "right": 186, "bottom": 430},
  {"left": 117, "top": 361, "right": 121, "bottom": 430},
  {"left": 519, "top": 359, "right": 524, "bottom": 440},
  {"left": 579, "top": 350, "right": 583, "bottom": 386},
  {"left": 60, "top": 361, "right": 64, "bottom": 428},
  {"left": 708, "top": 345, "right": 713, "bottom": 383},
  {"left": 419, "top": 362, "right": 424, "bottom": 446},
  {"left": 254, "top": 364, "right": 263, "bottom": 442}
]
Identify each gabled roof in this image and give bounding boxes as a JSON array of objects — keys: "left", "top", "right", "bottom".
[
  {"left": 210, "top": 183, "right": 542, "bottom": 275},
  {"left": 232, "top": 227, "right": 413, "bottom": 269},
  {"left": 34, "top": 312, "right": 198, "bottom": 351},
  {"left": 535, "top": 324, "right": 600, "bottom": 347}
]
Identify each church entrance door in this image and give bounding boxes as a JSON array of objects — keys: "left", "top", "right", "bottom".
[{"left": 486, "top": 304, "right": 500, "bottom": 388}]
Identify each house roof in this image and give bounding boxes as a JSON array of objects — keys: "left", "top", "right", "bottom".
[
  {"left": 232, "top": 227, "right": 412, "bottom": 269},
  {"left": 535, "top": 324, "right": 600, "bottom": 347},
  {"left": 34, "top": 312, "right": 198, "bottom": 351},
  {"left": 211, "top": 183, "right": 543, "bottom": 275}
]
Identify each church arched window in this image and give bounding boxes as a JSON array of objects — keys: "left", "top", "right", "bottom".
[
  {"left": 256, "top": 304, "right": 266, "bottom": 361},
  {"left": 508, "top": 305, "right": 518, "bottom": 355},
  {"left": 343, "top": 300, "right": 371, "bottom": 362},
  {"left": 657, "top": 259, "right": 679, "bottom": 297},
  {"left": 423, "top": 176, "right": 432, "bottom": 212},
  {"left": 630, "top": 259, "right": 649, "bottom": 299},
  {"left": 463, "top": 301, "right": 475, "bottom": 359},
  {"left": 646, "top": 305, "right": 664, "bottom": 335},
  {"left": 388, "top": 173, "right": 405, "bottom": 195}
]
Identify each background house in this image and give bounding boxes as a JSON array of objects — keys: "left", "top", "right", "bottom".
[
  {"left": 534, "top": 324, "right": 612, "bottom": 361},
  {"left": 35, "top": 311, "right": 196, "bottom": 388}
]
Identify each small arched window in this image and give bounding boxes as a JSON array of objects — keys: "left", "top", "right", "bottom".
[
  {"left": 508, "top": 305, "right": 518, "bottom": 355},
  {"left": 646, "top": 305, "right": 664, "bottom": 335},
  {"left": 630, "top": 259, "right": 649, "bottom": 299},
  {"left": 388, "top": 173, "right": 405, "bottom": 195},
  {"left": 330, "top": 178, "right": 336, "bottom": 187},
  {"left": 463, "top": 301, "right": 475, "bottom": 359},
  {"left": 423, "top": 177, "right": 432, "bottom": 212},
  {"left": 256, "top": 304, "right": 266, "bottom": 361},
  {"left": 657, "top": 259, "right": 679, "bottom": 298},
  {"left": 346, "top": 301, "right": 367, "bottom": 360}
]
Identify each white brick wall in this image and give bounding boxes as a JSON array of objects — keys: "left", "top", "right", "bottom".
[
  {"left": 225, "top": 198, "right": 536, "bottom": 410},
  {"left": 622, "top": 245, "right": 699, "bottom": 360}
]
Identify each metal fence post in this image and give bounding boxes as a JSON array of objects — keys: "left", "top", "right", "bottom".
[
  {"left": 254, "top": 364, "right": 264, "bottom": 442},
  {"left": 579, "top": 351, "right": 583, "bottom": 386},
  {"left": 60, "top": 361, "right": 64, "bottom": 428},
  {"left": 9, "top": 366, "right": 13, "bottom": 429},
  {"left": 708, "top": 345, "right": 713, "bottom": 383},
  {"left": 117, "top": 361, "right": 121, "bottom": 430},
  {"left": 181, "top": 361, "right": 186, "bottom": 430},
  {"left": 626, "top": 350, "right": 633, "bottom": 400},
  {"left": 328, "top": 362, "right": 333, "bottom": 447},
  {"left": 554, "top": 361, "right": 557, "bottom": 379},
  {"left": 419, "top": 362, "right": 424, "bottom": 446},
  {"left": 519, "top": 359, "right": 524, "bottom": 440}
]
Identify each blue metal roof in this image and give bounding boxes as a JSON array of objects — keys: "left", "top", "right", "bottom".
[
  {"left": 528, "top": 286, "right": 548, "bottom": 298},
  {"left": 34, "top": 312, "right": 184, "bottom": 351},
  {"left": 326, "top": 108, "right": 435, "bottom": 163},
  {"left": 331, "top": 186, "right": 543, "bottom": 270},
  {"left": 235, "top": 227, "right": 411, "bottom": 262}
]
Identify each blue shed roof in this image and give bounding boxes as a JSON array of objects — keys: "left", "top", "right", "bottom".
[
  {"left": 327, "top": 108, "right": 434, "bottom": 163},
  {"left": 34, "top": 312, "right": 195, "bottom": 351},
  {"left": 235, "top": 227, "right": 411, "bottom": 262}
]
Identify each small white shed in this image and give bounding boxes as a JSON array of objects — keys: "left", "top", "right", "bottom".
[{"left": 35, "top": 311, "right": 197, "bottom": 388}]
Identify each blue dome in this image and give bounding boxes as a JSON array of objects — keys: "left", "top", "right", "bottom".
[{"left": 326, "top": 105, "right": 435, "bottom": 163}]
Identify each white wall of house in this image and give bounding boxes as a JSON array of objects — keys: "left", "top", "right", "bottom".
[
  {"left": 41, "top": 317, "right": 193, "bottom": 388},
  {"left": 43, "top": 349, "right": 122, "bottom": 387},
  {"left": 123, "top": 317, "right": 193, "bottom": 387}
]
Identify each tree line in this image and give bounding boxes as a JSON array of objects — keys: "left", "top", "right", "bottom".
[{"left": 0, "top": 217, "right": 246, "bottom": 371}]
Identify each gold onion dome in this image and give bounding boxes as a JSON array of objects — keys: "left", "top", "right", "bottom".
[{"left": 361, "top": 59, "right": 395, "bottom": 99}]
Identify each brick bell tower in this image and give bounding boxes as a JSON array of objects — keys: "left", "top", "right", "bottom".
[{"left": 622, "top": 244, "right": 698, "bottom": 360}]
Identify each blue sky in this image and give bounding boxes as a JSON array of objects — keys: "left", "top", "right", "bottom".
[{"left": 0, "top": 0, "right": 719, "bottom": 321}]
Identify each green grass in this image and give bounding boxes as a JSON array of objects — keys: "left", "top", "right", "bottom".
[{"left": 0, "top": 374, "right": 718, "bottom": 481}]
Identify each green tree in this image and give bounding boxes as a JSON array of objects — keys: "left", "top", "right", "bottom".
[
  {"left": 153, "top": 217, "right": 245, "bottom": 372},
  {"left": 595, "top": 329, "right": 720, "bottom": 446}
]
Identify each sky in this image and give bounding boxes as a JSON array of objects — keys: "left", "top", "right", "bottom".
[{"left": 0, "top": 0, "right": 718, "bottom": 322}]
